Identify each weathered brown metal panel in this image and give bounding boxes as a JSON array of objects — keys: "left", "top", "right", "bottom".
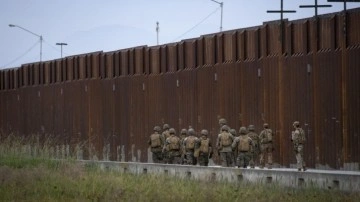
[
  {"left": 203, "top": 35, "right": 216, "bottom": 65},
  {"left": 167, "top": 44, "right": 178, "bottom": 72},
  {"left": 260, "top": 26, "right": 268, "bottom": 58},
  {"left": 347, "top": 10, "right": 360, "bottom": 46},
  {"left": 282, "top": 55, "right": 314, "bottom": 167},
  {"left": 184, "top": 39, "right": 196, "bottom": 69},
  {"left": 313, "top": 51, "right": 342, "bottom": 168},
  {"left": 67, "top": 57, "right": 74, "bottom": 81},
  {"left": 114, "top": 51, "right": 121, "bottom": 77},
  {"left": 100, "top": 54, "right": 106, "bottom": 79},
  {"left": 128, "top": 49, "right": 135, "bottom": 75},
  {"left": 237, "top": 31, "right": 246, "bottom": 61},
  {"left": 319, "top": 16, "right": 336, "bottom": 51},
  {"left": 134, "top": 47, "right": 145, "bottom": 75},
  {"left": 114, "top": 76, "right": 130, "bottom": 161},
  {"left": 177, "top": 70, "right": 197, "bottom": 130},
  {"left": 55, "top": 60, "right": 62, "bottom": 82},
  {"left": 223, "top": 32, "right": 237, "bottom": 62},
  {"left": 196, "top": 65, "right": 217, "bottom": 141},
  {"left": 120, "top": 49, "right": 129, "bottom": 76},
  {"left": 78, "top": 55, "right": 86, "bottom": 80},
  {"left": 196, "top": 38, "right": 204, "bottom": 67},
  {"left": 266, "top": 23, "right": 281, "bottom": 56},
  {"left": 177, "top": 42, "right": 185, "bottom": 70},
  {"left": 149, "top": 47, "right": 160, "bottom": 74},
  {"left": 91, "top": 53, "right": 100, "bottom": 79},
  {"left": 216, "top": 34, "right": 224, "bottom": 64},
  {"left": 33, "top": 63, "right": 40, "bottom": 85},
  {"left": 291, "top": 21, "right": 308, "bottom": 54},
  {"left": 347, "top": 48, "right": 360, "bottom": 165},
  {"left": 44, "top": 62, "right": 50, "bottom": 84},
  {"left": 105, "top": 52, "right": 114, "bottom": 78},
  {"left": 144, "top": 48, "right": 150, "bottom": 74},
  {"left": 160, "top": 46, "right": 167, "bottom": 73},
  {"left": 245, "top": 29, "right": 259, "bottom": 60}
]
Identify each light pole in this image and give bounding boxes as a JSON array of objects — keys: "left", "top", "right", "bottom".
[
  {"left": 210, "top": 0, "right": 223, "bottom": 32},
  {"left": 9, "top": 24, "right": 43, "bottom": 62},
  {"left": 56, "top": 42, "right": 68, "bottom": 58}
]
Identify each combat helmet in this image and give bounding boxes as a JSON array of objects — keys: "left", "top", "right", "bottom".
[
  {"left": 169, "top": 128, "right": 176, "bottom": 134},
  {"left": 153, "top": 126, "right": 161, "bottom": 132},
  {"left": 219, "top": 118, "right": 227, "bottom": 125},
  {"left": 293, "top": 121, "right": 300, "bottom": 127},
  {"left": 230, "top": 128, "right": 237, "bottom": 136},
  {"left": 221, "top": 125, "right": 230, "bottom": 132},
  {"left": 263, "top": 123, "right": 269, "bottom": 128},
  {"left": 188, "top": 128, "right": 196, "bottom": 136},
  {"left": 248, "top": 125, "right": 255, "bottom": 131},
  {"left": 201, "top": 129, "right": 209, "bottom": 136},
  {"left": 163, "top": 123, "right": 170, "bottom": 130},
  {"left": 239, "top": 126, "right": 247, "bottom": 134},
  {"left": 180, "top": 128, "right": 188, "bottom": 135}
]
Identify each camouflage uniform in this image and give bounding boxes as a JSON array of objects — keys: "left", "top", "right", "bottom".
[
  {"left": 232, "top": 127, "right": 253, "bottom": 168},
  {"left": 163, "top": 128, "right": 182, "bottom": 164},
  {"left": 148, "top": 126, "right": 164, "bottom": 163},
  {"left": 216, "top": 125, "right": 234, "bottom": 167},
  {"left": 291, "top": 121, "right": 306, "bottom": 171},
  {"left": 179, "top": 128, "right": 188, "bottom": 164},
  {"left": 259, "top": 123, "right": 273, "bottom": 169},
  {"left": 230, "top": 128, "right": 238, "bottom": 164},
  {"left": 161, "top": 124, "right": 171, "bottom": 164},
  {"left": 183, "top": 128, "right": 199, "bottom": 165},
  {"left": 196, "top": 129, "right": 213, "bottom": 166},
  {"left": 247, "top": 125, "right": 259, "bottom": 168}
]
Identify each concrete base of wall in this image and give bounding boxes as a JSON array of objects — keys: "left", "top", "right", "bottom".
[{"left": 78, "top": 160, "right": 360, "bottom": 192}]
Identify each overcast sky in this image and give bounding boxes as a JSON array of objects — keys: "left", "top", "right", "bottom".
[{"left": 0, "top": 0, "right": 359, "bottom": 70}]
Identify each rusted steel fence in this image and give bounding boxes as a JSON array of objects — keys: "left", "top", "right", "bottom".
[{"left": 1, "top": 8, "right": 360, "bottom": 169}]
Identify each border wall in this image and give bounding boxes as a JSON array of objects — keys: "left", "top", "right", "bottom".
[{"left": 1, "top": 8, "right": 360, "bottom": 170}]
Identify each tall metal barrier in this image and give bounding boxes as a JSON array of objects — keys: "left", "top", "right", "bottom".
[{"left": 0, "top": 8, "right": 360, "bottom": 170}]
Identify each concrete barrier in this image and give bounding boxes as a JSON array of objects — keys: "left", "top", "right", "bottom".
[{"left": 78, "top": 160, "right": 360, "bottom": 192}]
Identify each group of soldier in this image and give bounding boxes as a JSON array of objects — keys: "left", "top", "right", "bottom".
[
  {"left": 148, "top": 124, "right": 213, "bottom": 166},
  {"left": 148, "top": 118, "right": 307, "bottom": 171}
]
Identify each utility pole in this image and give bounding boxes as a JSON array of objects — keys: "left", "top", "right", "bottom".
[
  {"left": 56, "top": 42, "right": 68, "bottom": 58},
  {"left": 267, "top": 0, "right": 296, "bottom": 54},
  {"left": 156, "top": 21, "right": 159, "bottom": 45},
  {"left": 9, "top": 24, "right": 43, "bottom": 62},
  {"left": 210, "top": 0, "right": 223, "bottom": 32}
]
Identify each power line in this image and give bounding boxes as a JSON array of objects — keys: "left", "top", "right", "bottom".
[
  {"left": 172, "top": 7, "right": 220, "bottom": 42},
  {"left": 1, "top": 40, "right": 40, "bottom": 68}
]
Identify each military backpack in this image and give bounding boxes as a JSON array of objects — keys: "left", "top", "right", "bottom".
[
  {"left": 168, "top": 136, "right": 180, "bottom": 150},
  {"left": 238, "top": 135, "right": 251, "bottom": 152},
  {"left": 220, "top": 132, "right": 232, "bottom": 147},
  {"left": 199, "top": 138, "right": 210, "bottom": 153},
  {"left": 150, "top": 133, "right": 161, "bottom": 148},
  {"left": 185, "top": 136, "right": 196, "bottom": 150}
]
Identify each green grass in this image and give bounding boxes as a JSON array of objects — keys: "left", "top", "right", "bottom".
[{"left": 0, "top": 135, "right": 359, "bottom": 201}]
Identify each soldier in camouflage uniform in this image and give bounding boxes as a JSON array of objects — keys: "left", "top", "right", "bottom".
[
  {"left": 247, "top": 125, "right": 260, "bottom": 168},
  {"left": 230, "top": 128, "right": 238, "bottom": 164},
  {"left": 163, "top": 128, "right": 182, "bottom": 164},
  {"left": 183, "top": 128, "right": 199, "bottom": 165},
  {"left": 218, "top": 118, "right": 227, "bottom": 133},
  {"left": 161, "top": 124, "right": 171, "bottom": 164},
  {"left": 291, "top": 121, "right": 307, "bottom": 171},
  {"left": 148, "top": 126, "right": 164, "bottom": 163},
  {"left": 179, "top": 128, "right": 188, "bottom": 164},
  {"left": 232, "top": 127, "right": 253, "bottom": 168},
  {"left": 216, "top": 125, "right": 234, "bottom": 167},
  {"left": 195, "top": 129, "right": 213, "bottom": 166},
  {"left": 259, "top": 123, "right": 274, "bottom": 169}
]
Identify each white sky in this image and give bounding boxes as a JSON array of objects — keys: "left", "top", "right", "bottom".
[{"left": 0, "top": 0, "right": 359, "bottom": 70}]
